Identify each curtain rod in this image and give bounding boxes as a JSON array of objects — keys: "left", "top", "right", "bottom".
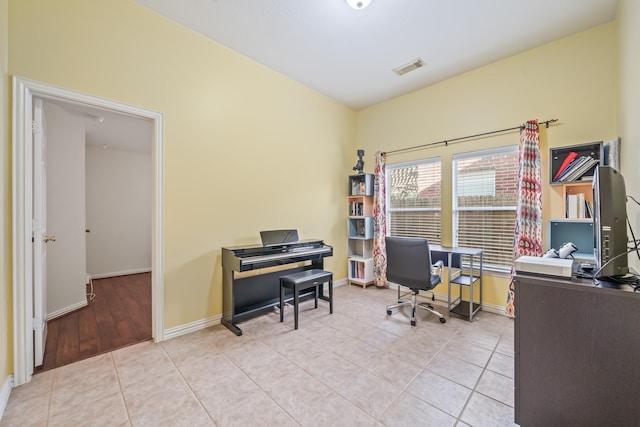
[{"left": 385, "top": 119, "right": 559, "bottom": 155}]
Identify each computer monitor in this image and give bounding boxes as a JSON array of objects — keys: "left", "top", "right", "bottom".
[{"left": 592, "top": 166, "right": 628, "bottom": 278}]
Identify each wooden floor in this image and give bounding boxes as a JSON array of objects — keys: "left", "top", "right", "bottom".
[{"left": 36, "top": 272, "right": 152, "bottom": 372}]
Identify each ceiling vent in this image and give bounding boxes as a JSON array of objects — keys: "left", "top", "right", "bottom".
[{"left": 394, "top": 58, "right": 425, "bottom": 76}]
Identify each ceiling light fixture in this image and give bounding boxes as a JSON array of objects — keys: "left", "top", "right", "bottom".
[{"left": 346, "top": 0, "right": 372, "bottom": 10}]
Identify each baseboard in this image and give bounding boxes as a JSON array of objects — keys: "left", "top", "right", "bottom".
[
  {"left": 163, "top": 314, "right": 222, "bottom": 341},
  {"left": 46, "top": 299, "right": 88, "bottom": 321},
  {"left": 0, "top": 376, "right": 13, "bottom": 421},
  {"left": 90, "top": 268, "right": 152, "bottom": 280},
  {"left": 162, "top": 278, "right": 347, "bottom": 341}
]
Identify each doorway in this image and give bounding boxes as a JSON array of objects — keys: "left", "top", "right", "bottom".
[{"left": 12, "top": 76, "right": 165, "bottom": 386}]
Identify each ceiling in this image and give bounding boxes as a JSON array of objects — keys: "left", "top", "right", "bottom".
[
  {"left": 47, "top": 99, "right": 153, "bottom": 154},
  {"left": 134, "top": 0, "right": 619, "bottom": 110}
]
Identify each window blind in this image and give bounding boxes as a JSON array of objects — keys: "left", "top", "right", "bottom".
[
  {"left": 387, "top": 158, "right": 441, "bottom": 244},
  {"left": 453, "top": 146, "right": 519, "bottom": 269}
]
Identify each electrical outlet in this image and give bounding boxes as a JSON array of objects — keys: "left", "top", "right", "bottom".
[{"left": 85, "top": 274, "right": 91, "bottom": 285}]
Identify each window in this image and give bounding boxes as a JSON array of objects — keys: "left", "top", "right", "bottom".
[
  {"left": 453, "top": 146, "right": 519, "bottom": 270},
  {"left": 386, "top": 158, "right": 441, "bottom": 244}
]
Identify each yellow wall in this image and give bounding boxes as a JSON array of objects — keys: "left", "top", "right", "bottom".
[
  {"left": 3, "top": 0, "right": 638, "bottom": 381},
  {"left": 356, "top": 23, "right": 621, "bottom": 308},
  {"left": 1, "top": 0, "right": 12, "bottom": 383},
  {"left": 8, "top": 0, "right": 355, "bottom": 330},
  {"left": 618, "top": 0, "right": 640, "bottom": 274}
]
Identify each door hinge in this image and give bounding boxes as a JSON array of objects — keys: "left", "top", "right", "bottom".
[
  {"left": 32, "top": 317, "right": 44, "bottom": 331},
  {"left": 32, "top": 120, "right": 41, "bottom": 134}
]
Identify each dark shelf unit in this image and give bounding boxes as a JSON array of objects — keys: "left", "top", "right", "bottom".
[{"left": 549, "top": 141, "right": 603, "bottom": 185}]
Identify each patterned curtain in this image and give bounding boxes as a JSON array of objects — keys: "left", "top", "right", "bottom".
[
  {"left": 373, "top": 151, "right": 388, "bottom": 287},
  {"left": 506, "top": 120, "right": 543, "bottom": 316}
]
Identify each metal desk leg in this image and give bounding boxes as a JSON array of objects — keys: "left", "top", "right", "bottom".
[
  {"left": 447, "top": 252, "right": 452, "bottom": 317},
  {"left": 469, "top": 255, "right": 474, "bottom": 321}
]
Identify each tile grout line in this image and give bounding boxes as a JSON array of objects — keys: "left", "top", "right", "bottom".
[
  {"left": 453, "top": 329, "right": 506, "bottom": 425},
  {"left": 159, "top": 342, "right": 221, "bottom": 426},
  {"left": 110, "top": 352, "right": 134, "bottom": 426}
]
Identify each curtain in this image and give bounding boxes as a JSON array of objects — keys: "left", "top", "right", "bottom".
[
  {"left": 506, "top": 120, "right": 543, "bottom": 316},
  {"left": 373, "top": 151, "right": 388, "bottom": 287}
]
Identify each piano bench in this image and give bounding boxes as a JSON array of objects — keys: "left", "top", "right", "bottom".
[{"left": 279, "top": 269, "right": 333, "bottom": 330}]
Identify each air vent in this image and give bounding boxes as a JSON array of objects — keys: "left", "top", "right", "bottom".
[{"left": 393, "top": 58, "right": 425, "bottom": 76}]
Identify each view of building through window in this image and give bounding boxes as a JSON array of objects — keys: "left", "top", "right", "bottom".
[
  {"left": 453, "top": 146, "right": 519, "bottom": 269},
  {"left": 386, "top": 158, "right": 442, "bottom": 244}
]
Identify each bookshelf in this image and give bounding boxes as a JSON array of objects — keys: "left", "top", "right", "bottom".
[
  {"left": 347, "top": 174, "right": 374, "bottom": 288},
  {"left": 548, "top": 142, "right": 602, "bottom": 262}
]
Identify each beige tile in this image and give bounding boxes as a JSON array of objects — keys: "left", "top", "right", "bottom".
[
  {"left": 455, "top": 328, "right": 502, "bottom": 351},
  {"left": 48, "top": 389, "right": 130, "bottom": 427},
  {"left": 486, "top": 351, "right": 514, "bottom": 379},
  {"left": 289, "top": 392, "right": 380, "bottom": 427},
  {"left": 0, "top": 391, "right": 50, "bottom": 427},
  {"left": 214, "top": 389, "right": 298, "bottom": 427},
  {"left": 295, "top": 321, "right": 351, "bottom": 349},
  {"left": 333, "top": 338, "right": 383, "bottom": 369},
  {"left": 363, "top": 351, "right": 423, "bottom": 389},
  {"left": 495, "top": 335, "right": 515, "bottom": 356},
  {"left": 2, "top": 286, "right": 521, "bottom": 426},
  {"left": 299, "top": 350, "right": 360, "bottom": 389},
  {"left": 386, "top": 334, "right": 441, "bottom": 367},
  {"left": 334, "top": 369, "right": 402, "bottom": 418},
  {"left": 262, "top": 368, "right": 333, "bottom": 421},
  {"left": 52, "top": 353, "right": 115, "bottom": 389},
  {"left": 426, "top": 352, "right": 484, "bottom": 389},
  {"left": 122, "top": 374, "right": 210, "bottom": 426},
  {"left": 379, "top": 391, "right": 456, "bottom": 427},
  {"left": 407, "top": 370, "right": 472, "bottom": 417},
  {"left": 476, "top": 370, "right": 514, "bottom": 407},
  {"left": 223, "top": 340, "right": 292, "bottom": 388},
  {"left": 180, "top": 354, "right": 262, "bottom": 419},
  {"left": 459, "top": 392, "right": 517, "bottom": 427},
  {"left": 359, "top": 327, "right": 403, "bottom": 350},
  {"left": 442, "top": 339, "right": 493, "bottom": 368}
]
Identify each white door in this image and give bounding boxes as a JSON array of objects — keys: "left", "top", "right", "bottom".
[{"left": 32, "top": 98, "right": 48, "bottom": 367}]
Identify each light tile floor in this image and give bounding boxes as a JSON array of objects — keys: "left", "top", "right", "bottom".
[{"left": 1, "top": 285, "right": 517, "bottom": 427}]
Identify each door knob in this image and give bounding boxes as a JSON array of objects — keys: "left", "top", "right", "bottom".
[{"left": 43, "top": 235, "right": 57, "bottom": 243}]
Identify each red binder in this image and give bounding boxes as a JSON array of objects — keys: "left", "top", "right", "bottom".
[{"left": 553, "top": 151, "right": 578, "bottom": 181}]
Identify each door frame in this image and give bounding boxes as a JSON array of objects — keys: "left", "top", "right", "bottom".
[{"left": 12, "top": 76, "right": 165, "bottom": 386}]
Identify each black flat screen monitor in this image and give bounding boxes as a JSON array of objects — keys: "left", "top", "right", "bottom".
[{"left": 593, "top": 166, "right": 628, "bottom": 278}]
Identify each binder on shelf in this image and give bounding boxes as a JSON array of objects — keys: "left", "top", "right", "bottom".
[
  {"left": 567, "top": 194, "right": 579, "bottom": 218},
  {"left": 553, "top": 151, "right": 579, "bottom": 181},
  {"left": 560, "top": 157, "right": 598, "bottom": 182}
]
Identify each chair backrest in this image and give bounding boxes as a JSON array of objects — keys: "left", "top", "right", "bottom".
[{"left": 386, "top": 236, "right": 439, "bottom": 290}]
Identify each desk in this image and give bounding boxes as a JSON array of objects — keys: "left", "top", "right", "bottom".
[
  {"left": 430, "top": 245, "right": 483, "bottom": 321},
  {"left": 513, "top": 272, "right": 640, "bottom": 425}
]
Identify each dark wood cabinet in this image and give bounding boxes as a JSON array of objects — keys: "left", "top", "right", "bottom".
[{"left": 514, "top": 273, "right": 640, "bottom": 426}]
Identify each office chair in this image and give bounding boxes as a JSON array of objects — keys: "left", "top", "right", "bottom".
[{"left": 385, "top": 236, "right": 446, "bottom": 326}]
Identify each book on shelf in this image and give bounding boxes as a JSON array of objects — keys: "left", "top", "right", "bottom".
[
  {"left": 566, "top": 192, "right": 589, "bottom": 218},
  {"left": 553, "top": 151, "right": 579, "bottom": 181},
  {"left": 351, "top": 180, "right": 366, "bottom": 195},
  {"left": 585, "top": 200, "right": 593, "bottom": 218},
  {"left": 558, "top": 157, "right": 598, "bottom": 182}
]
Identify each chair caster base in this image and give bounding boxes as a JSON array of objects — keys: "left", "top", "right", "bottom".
[
  {"left": 439, "top": 317, "right": 446, "bottom": 323},
  {"left": 386, "top": 309, "right": 392, "bottom": 315},
  {"left": 411, "top": 320, "right": 416, "bottom": 326}
]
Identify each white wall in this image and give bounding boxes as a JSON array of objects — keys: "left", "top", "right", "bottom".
[
  {"left": 43, "top": 101, "right": 87, "bottom": 316},
  {"left": 85, "top": 145, "right": 151, "bottom": 277}
]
